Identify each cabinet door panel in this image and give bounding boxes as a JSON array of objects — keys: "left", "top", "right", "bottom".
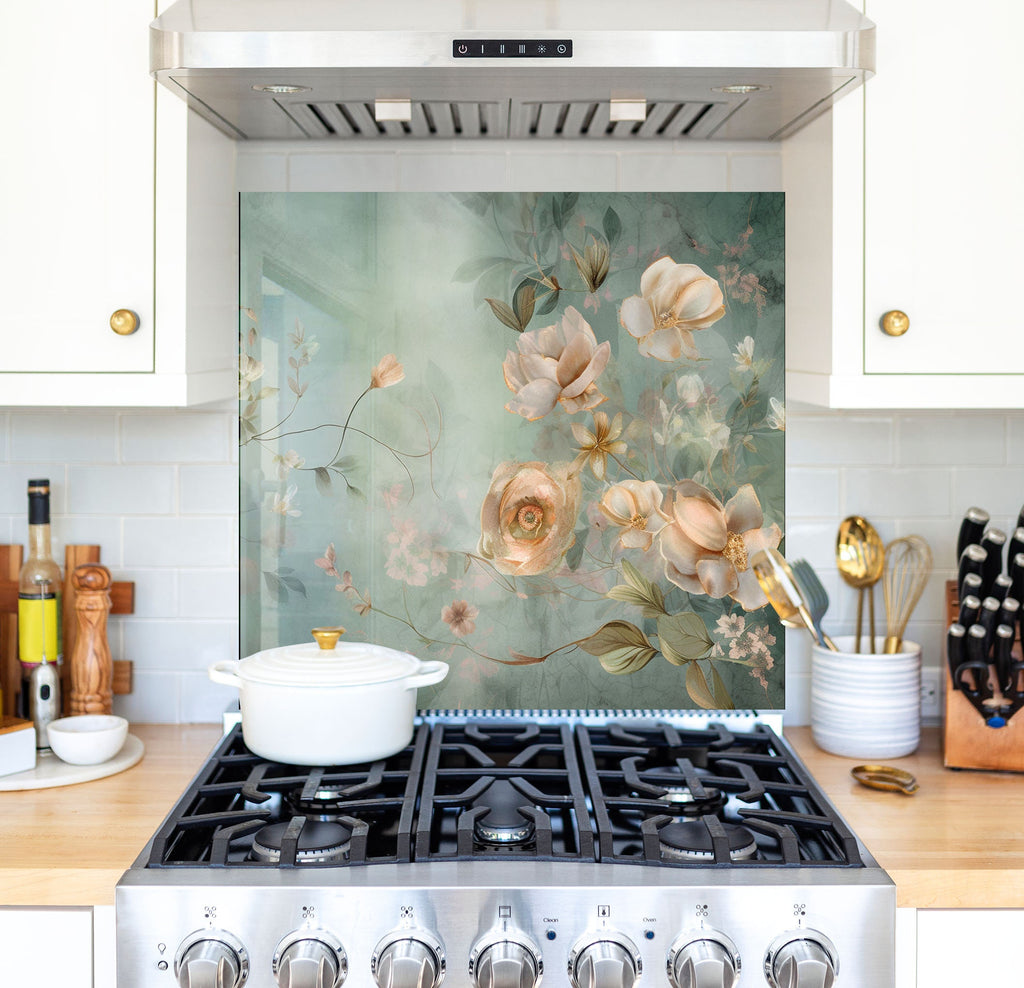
[
  {"left": 0, "top": 0, "right": 154, "bottom": 373},
  {"left": 0, "top": 907, "right": 94, "bottom": 987},
  {"left": 863, "top": 0, "right": 1024, "bottom": 375}
]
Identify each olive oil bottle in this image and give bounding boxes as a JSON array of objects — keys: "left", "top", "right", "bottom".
[{"left": 18, "top": 479, "right": 62, "bottom": 723}]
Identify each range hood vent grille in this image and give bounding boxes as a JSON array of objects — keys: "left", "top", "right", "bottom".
[{"left": 278, "top": 99, "right": 735, "bottom": 140}]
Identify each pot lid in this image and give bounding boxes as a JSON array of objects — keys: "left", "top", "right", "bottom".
[{"left": 239, "top": 632, "right": 423, "bottom": 687}]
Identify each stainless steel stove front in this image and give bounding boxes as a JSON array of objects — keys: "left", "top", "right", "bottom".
[{"left": 116, "top": 860, "right": 895, "bottom": 988}]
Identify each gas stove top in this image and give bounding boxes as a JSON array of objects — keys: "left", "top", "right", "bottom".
[{"left": 117, "top": 715, "right": 895, "bottom": 988}]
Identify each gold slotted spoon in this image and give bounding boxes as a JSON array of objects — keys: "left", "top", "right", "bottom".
[{"left": 836, "top": 516, "right": 885, "bottom": 653}]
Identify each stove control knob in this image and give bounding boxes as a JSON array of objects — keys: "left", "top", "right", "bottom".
[
  {"left": 372, "top": 931, "right": 446, "bottom": 988},
  {"left": 174, "top": 930, "right": 249, "bottom": 988},
  {"left": 764, "top": 931, "right": 838, "bottom": 988},
  {"left": 668, "top": 932, "right": 740, "bottom": 988},
  {"left": 568, "top": 934, "right": 641, "bottom": 988},
  {"left": 274, "top": 931, "right": 347, "bottom": 988},
  {"left": 470, "top": 934, "right": 543, "bottom": 988}
]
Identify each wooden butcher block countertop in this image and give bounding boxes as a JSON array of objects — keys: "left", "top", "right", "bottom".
[{"left": 0, "top": 724, "right": 1021, "bottom": 909}]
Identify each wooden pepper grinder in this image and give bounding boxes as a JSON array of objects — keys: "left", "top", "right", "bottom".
[{"left": 69, "top": 564, "right": 113, "bottom": 715}]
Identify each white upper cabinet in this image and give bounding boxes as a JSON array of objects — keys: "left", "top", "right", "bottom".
[
  {"left": 0, "top": 0, "right": 236, "bottom": 407},
  {"left": 784, "top": 0, "right": 1024, "bottom": 408}
]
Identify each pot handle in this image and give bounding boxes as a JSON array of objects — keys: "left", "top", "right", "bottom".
[
  {"left": 404, "top": 660, "right": 449, "bottom": 691},
  {"left": 209, "top": 660, "right": 243, "bottom": 689}
]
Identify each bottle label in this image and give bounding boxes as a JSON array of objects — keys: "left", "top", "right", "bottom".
[{"left": 18, "top": 594, "right": 62, "bottom": 667}]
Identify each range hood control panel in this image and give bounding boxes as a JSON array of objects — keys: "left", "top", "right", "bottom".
[{"left": 452, "top": 40, "right": 573, "bottom": 58}]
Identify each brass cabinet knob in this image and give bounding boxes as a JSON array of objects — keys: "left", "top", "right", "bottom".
[
  {"left": 109, "top": 309, "right": 140, "bottom": 336},
  {"left": 880, "top": 310, "right": 910, "bottom": 337}
]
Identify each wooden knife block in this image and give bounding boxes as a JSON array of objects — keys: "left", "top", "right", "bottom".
[
  {"left": 0, "top": 544, "right": 134, "bottom": 718},
  {"left": 943, "top": 580, "right": 1024, "bottom": 772}
]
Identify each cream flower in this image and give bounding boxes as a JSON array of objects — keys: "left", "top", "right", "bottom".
[
  {"left": 570, "top": 412, "right": 627, "bottom": 480},
  {"left": 371, "top": 353, "right": 405, "bottom": 389},
  {"left": 271, "top": 484, "right": 301, "bottom": 517},
  {"left": 502, "top": 307, "right": 611, "bottom": 420},
  {"left": 598, "top": 479, "right": 667, "bottom": 551},
  {"left": 442, "top": 599, "right": 479, "bottom": 638},
  {"left": 658, "top": 480, "right": 780, "bottom": 609},
  {"left": 273, "top": 449, "right": 305, "bottom": 479},
  {"left": 618, "top": 257, "right": 726, "bottom": 361},
  {"left": 734, "top": 335, "right": 756, "bottom": 370},
  {"left": 766, "top": 396, "right": 786, "bottom": 431},
  {"left": 478, "top": 461, "right": 582, "bottom": 575}
]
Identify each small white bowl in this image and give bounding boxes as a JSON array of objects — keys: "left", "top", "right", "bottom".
[{"left": 47, "top": 715, "right": 128, "bottom": 765}]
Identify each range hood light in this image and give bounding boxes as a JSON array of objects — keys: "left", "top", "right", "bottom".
[
  {"left": 712, "top": 84, "right": 772, "bottom": 95},
  {"left": 252, "top": 84, "right": 311, "bottom": 94}
]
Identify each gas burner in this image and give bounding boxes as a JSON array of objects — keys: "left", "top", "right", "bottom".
[
  {"left": 285, "top": 785, "right": 353, "bottom": 820},
  {"left": 656, "top": 785, "right": 727, "bottom": 818},
  {"left": 471, "top": 780, "right": 536, "bottom": 845},
  {"left": 657, "top": 821, "right": 758, "bottom": 863},
  {"left": 251, "top": 820, "right": 352, "bottom": 864}
]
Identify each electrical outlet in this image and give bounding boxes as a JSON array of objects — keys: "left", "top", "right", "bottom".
[{"left": 920, "top": 667, "right": 942, "bottom": 720}]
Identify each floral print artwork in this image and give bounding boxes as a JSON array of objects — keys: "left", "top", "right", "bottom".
[{"left": 240, "top": 191, "right": 786, "bottom": 711}]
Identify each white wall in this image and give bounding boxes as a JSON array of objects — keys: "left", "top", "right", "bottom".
[{"left": 2, "top": 140, "right": 1019, "bottom": 723}]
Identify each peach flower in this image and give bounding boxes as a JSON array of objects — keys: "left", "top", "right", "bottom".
[
  {"left": 371, "top": 353, "right": 405, "bottom": 389},
  {"left": 619, "top": 257, "right": 725, "bottom": 361},
  {"left": 658, "top": 480, "right": 780, "bottom": 610},
  {"left": 502, "top": 307, "right": 611, "bottom": 420},
  {"left": 478, "top": 461, "right": 582, "bottom": 575},
  {"left": 598, "top": 479, "right": 667, "bottom": 551}
]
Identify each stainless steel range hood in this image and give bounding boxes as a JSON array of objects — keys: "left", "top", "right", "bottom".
[{"left": 151, "top": 0, "right": 874, "bottom": 142}]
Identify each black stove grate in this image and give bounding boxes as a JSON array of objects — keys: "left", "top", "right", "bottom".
[{"left": 143, "top": 719, "right": 862, "bottom": 870}]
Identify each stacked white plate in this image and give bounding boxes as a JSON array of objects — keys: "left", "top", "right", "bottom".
[{"left": 810, "top": 635, "right": 921, "bottom": 759}]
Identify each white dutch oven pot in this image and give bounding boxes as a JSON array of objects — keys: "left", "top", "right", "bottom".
[{"left": 209, "top": 628, "right": 448, "bottom": 765}]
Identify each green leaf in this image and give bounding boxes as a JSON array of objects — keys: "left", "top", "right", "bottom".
[
  {"left": 535, "top": 286, "right": 560, "bottom": 315},
  {"left": 314, "top": 467, "right": 333, "bottom": 496},
  {"left": 262, "top": 571, "right": 288, "bottom": 604},
  {"left": 484, "top": 297, "right": 523, "bottom": 333},
  {"left": 578, "top": 621, "right": 657, "bottom": 675},
  {"left": 280, "top": 576, "right": 307, "bottom": 597},
  {"left": 451, "top": 255, "right": 512, "bottom": 282},
  {"left": 331, "top": 455, "right": 357, "bottom": 471},
  {"left": 512, "top": 279, "right": 536, "bottom": 329},
  {"left": 606, "top": 559, "right": 666, "bottom": 617},
  {"left": 603, "top": 206, "right": 622, "bottom": 245},
  {"left": 564, "top": 527, "right": 588, "bottom": 571},
  {"left": 709, "top": 663, "right": 735, "bottom": 709},
  {"left": 657, "top": 612, "right": 714, "bottom": 665},
  {"left": 686, "top": 662, "right": 717, "bottom": 709}
]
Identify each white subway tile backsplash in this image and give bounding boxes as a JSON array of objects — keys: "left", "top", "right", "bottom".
[
  {"left": 508, "top": 152, "right": 618, "bottom": 190},
  {"left": 898, "top": 413, "right": 1006, "bottom": 466},
  {"left": 288, "top": 153, "right": 399, "bottom": 191},
  {"left": 618, "top": 153, "right": 728, "bottom": 191},
  {"left": 124, "top": 517, "right": 235, "bottom": 568},
  {"left": 787, "top": 414, "right": 893, "bottom": 466},
  {"left": 178, "top": 569, "right": 239, "bottom": 619},
  {"left": 69, "top": 465, "right": 176, "bottom": 515},
  {"left": 122, "top": 618, "right": 237, "bottom": 671},
  {"left": 843, "top": 468, "right": 951, "bottom": 518},
  {"left": 46, "top": 517, "right": 123, "bottom": 566},
  {"left": 179, "top": 671, "right": 240, "bottom": 723},
  {"left": 118, "top": 568, "right": 179, "bottom": 619},
  {"left": 10, "top": 412, "right": 117, "bottom": 463},
  {"left": 950, "top": 467, "right": 1024, "bottom": 522},
  {"left": 0, "top": 465, "right": 67, "bottom": 514},
  {"left": 113, "top": 671, "right": 181, "bottom": 724},
  {"left": 181, "top": 464, "right": 238, "bottom": 515},
  {"left": 397, "top": 153, "right": 508, "bottom": 191},
  {"left": 121, "top": 412, "right": 230, "bottom": 463},
  {"left": 784, "top": 468, "right": 840, "bottom": 517},
  {"left": 729, "top": 153, "right": 783, "bottom": 191},
  {"left": 236, "top": 152, "right": 289, "bottom": 191}
]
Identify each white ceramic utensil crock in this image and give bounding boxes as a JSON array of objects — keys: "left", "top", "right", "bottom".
[{"left": 209, "top": 629, "right": 448, "bottom": 765}]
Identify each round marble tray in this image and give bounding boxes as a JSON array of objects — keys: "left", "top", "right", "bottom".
[{"left": 0, "top": 733, "right": 144, "bottom": 791}]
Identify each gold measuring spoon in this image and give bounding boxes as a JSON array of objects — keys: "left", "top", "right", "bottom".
[
  {"left": 836, "top": 516, "right": 886, "bottom": 653},
  {"left": 851, "top": 764, "right": 919, "bottom": 795},
  {"left": 751, "top": 547, "right": 839, "bottom": 651}
]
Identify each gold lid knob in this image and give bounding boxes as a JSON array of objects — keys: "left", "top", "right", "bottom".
[
  {"left": 880, "top": 310, "right": 910, "bottom": 337},
  {"left": 311, "top": 627, "right": 346, "bottom": 650},
  {"left": 110, "top": 309, "right": 140, "bottom": 336}
]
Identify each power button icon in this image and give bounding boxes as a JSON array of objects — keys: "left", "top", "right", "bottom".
[{"left": 458, "top": 44, "right": 468, "bottom": 54}]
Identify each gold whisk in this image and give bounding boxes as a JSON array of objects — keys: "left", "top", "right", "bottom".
[{"left": 882, "top": 535, "right": 933, "bottom": 653}]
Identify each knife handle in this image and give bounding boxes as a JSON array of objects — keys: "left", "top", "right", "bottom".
[
  {"left": 1008, "top": 527, "right": 1024, "bottom": 570},
  {"left": 957, "top": 506, "right": 990, "bottom": 562},
  {"left": 959, "top": 544, "right": 988, "bottom": 599},
  {"left": 980, "top": 528, "right": 1008, "bottom": 588},
  {"left": 995, "top": 623, "right": 1016, "bottom": 695},
  {"left": 990, "top": 573, "right": 1014, "bottom": 603},
  {"left": 958, "top": 593, "right": 982, "bottom": 629},
  {"left": 978, "top": 596, "right": 1002, "bottom": 649},
  {"left": 1011, "top": 552, "right": 1024, "bottom": 606},
  {"left": 998, "top": 596, "right": 1020, "bottom": 633},
  {"left": 947, "top": 623, "right": 967, "bottom": 688},
  {"left": 964, "top": 624, "right": 994, "bottom": 698}
]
